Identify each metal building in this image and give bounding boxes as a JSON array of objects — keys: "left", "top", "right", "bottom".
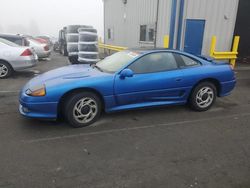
[{"left": 103, "top": 0, "right": 239, "bottom": 56}]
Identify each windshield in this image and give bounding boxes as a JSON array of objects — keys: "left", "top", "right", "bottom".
[
  {"left": 96, "top": 51, "right": 140, "bottom": 73},
  {"left": 0, "top": 38, "right": 19, "bottom": 47}
]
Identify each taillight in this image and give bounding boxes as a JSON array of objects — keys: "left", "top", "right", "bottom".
[
  {"left": 44, "top": 45, "right": 49, "bottom": 51},
  {"left": 20, "top": 49, "right": 32, "bottom": 56}
]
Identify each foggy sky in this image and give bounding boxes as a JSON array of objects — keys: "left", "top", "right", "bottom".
[{"left": 0, "top": 0, "right": 103, "bottom": 38}]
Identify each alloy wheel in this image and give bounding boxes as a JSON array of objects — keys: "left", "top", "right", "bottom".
[
  {"left": 195, "top": 86, "right": 214, "bottom": 109},
  {"left": 0, "top": 64, "right": 8, "bottom": 78},
  {"left": 73, "top": 97, "right": 98, "bottom": 123}
]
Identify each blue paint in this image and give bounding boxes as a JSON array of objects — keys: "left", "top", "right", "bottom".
[
  {"left": 177, "top": 0, "right": 185, "bottom": 49},
  {"left": 169, "top": 0, "right": 177, "bottom": 48},
  {"left": 184, "top": 19, "right": 205, "bottom": 55},
  {"left": 20, "top": 49, "right": 236, "bottom": 122}
]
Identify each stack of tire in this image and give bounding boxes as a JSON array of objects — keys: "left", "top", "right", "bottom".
[
  {"left": 78, "top": 27, "right": 99, "bottom": 64},
  {"left": 66, "top": 25, "right": 80, "bottom": 64}
]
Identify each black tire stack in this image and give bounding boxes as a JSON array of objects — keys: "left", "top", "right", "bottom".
[
  {"left": 66, "top": 25, "right": 81, "bottom": 58},
  {"left": 78, "top": 27, "right": 99, "bottom": 64}
]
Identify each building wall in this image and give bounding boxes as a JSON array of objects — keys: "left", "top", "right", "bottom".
[
  {"left": 104, "top": 0, "right": 172, "bottom": 48},
  {"left": 104, "top": 0, "right": 125, "bottom": 45},
  {"left": 180, "top": 0, "right": 239, "bottom": 54},
  {"left": 104, "top": 0, "right": 239, "bottom": 56},
  {"left": 156, "top": 0, "right": 172, "bottom": 47}
]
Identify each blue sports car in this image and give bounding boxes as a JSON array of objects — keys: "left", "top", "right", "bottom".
[{"left": 19, "top": 49, "right": 236, "bottom": 127}]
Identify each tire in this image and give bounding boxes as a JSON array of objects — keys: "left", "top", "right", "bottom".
[
  {"left": 64, "top": 92, "right": 102, "bottom": 128},
  {"left": 0, "top": 61, "right": 13, "bottom": 79},
  {"left": 78, "top": 28, "right": 97, "bottom": 34},
  {"left": 79, "top": 34, "right": 98, "bottom": 42},
  {"left": 78, "top": 52, "right": 98, "bottom": 60},
  {"left": 189, "top": 82, "right": 217, "bottom": 111},
  {"left": 67, "top": 25, "right": 92, "bottom": 34},
  {"left": 68, "top": 55, "right": 79, "bottom": 64},
  {"left": 66, "top": 25, "right": 82, "bottom": 34},
  {"left": 78, "top": 44, "right": 98, "bottom": 52},
  {"left": 66, "top": 34, "right": 79, "bottom": 43},
  {"left": 67, "top": 43, "right": 78, "bottom": 53}
]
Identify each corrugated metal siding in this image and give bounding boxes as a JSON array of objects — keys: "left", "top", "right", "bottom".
[
  {"left": 181, "top": 0, "right": 239, "bottom": 55},
  {"left": 104, "top": 0, "right": 125, "bottom": 45},
  {"left": 126, "top": 0, "right": 158, "bottom": 47},
  {"left": 104, "top": 0, "right": 239, "bottom": 55},
  {"left": 156, "top": 0, "right": 172, "bottom": 47},
  {"left": 104, "top": 0, "right": 172, "bottom": 48}
]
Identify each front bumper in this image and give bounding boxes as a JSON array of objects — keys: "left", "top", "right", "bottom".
[{"left": 19, "top": 98, "right": 58, "bottom": 119}]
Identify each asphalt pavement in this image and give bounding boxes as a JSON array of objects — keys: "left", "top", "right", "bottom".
[{"left": 0, "top": 53, "right": 250, "bottom": 188}]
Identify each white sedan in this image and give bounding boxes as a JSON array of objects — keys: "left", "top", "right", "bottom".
[
  {"left": 28, "top": 38, "right": 51, "bottom": 59},
  {"left": 0, "top": 38, "right": 38, "bottom": 78}
]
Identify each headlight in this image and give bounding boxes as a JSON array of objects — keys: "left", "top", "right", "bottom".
[{"left": 25, "top": 84, "right": 46, "bottom": 97}]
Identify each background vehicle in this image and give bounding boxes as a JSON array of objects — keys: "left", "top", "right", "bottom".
[
  {"left": 36, "top": 36, "right": 53, "bottom": 49},
  {"left": 34, "top": 37, "right": 48, "bottom": 44},
  {"left": 27, "top": 38, "right": 51, "bottom": 59},
  {"left": 19, "top": 49, "right": 236, "bottom": 128},
  {"left": 0, "top": 34, "right": 29, "bottom": 46},
  {"left": 0, "top": 38, "right": 37, "bottom": 78},
  {"left": 53, "top": 41, "right": 60, "bottom": 52},
  {"left": 58, "top": 28, "right": 68, "bottom": 56}
]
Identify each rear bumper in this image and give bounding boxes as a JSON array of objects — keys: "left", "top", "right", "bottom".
[
  {"left": 219, "top": 79, "right": 236, "bottom": 97},
  {"left": 12, "top": 59, "right": 38, "bottom": 71},
  {"left": 37, "top": 51, "right": 51, "bottom": 58}
]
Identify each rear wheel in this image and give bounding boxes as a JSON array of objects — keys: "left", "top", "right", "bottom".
[
  {"left": 64, "top": 92, "right": 101, "bottom": 128},
  {"left": 0, "top": 61, "right": 13, "bottom": 79},
  {"left": 189, "top": 82, "right": 217, "bottom": 111}
]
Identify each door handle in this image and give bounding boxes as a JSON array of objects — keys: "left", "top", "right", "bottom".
[{"left": 175, "top": 78, "right": 182, "bottom": 82}]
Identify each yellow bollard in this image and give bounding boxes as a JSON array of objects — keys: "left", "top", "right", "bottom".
[
  {"left": 163, "top": 35, "right": 169, "bottom": 48},
  {"left": 230, "top": 36, "right": 240, "bottom": 68},
  {"left": 210, "top": 36, "right": 217, "bottom": 58},
  {"left": 209, "top": 35, "right": 240, "bottom": 69}
]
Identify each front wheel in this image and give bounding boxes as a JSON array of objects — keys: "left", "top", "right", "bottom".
[
  {"left": 189, "top": 82, "right": 217, "bottom": 111},
  {"left": 64, "top": 92, "right": 101, "bottom": 128}
]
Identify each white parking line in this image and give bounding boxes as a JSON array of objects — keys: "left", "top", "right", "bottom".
[
  {"left": 22, "top": 112, "right": 250, "bottom": 144},
  {"left": 0, "top": 91, "right": 19, "bottom": 93}
]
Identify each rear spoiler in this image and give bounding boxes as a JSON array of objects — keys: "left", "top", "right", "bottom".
[{"left": 197, "top": 55, "right": 230, "bottom": 66}]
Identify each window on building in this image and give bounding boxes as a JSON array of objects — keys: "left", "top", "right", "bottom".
[
  {"left": 139, "top": 24, "right": 155, "bottom": 42},
  {"left": 128, "top": 52, "right": 178, "bottom": 74},
  {"left": 148, "top": 28, "right": 155, "bottom": 41},
  {"left": 140, "top": 25, "right": 147, "bottom": 41},
  {"left": 107, "top": 28, "right": 114, "bottom": 40}
]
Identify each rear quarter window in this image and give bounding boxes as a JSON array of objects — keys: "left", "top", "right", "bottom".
[
  {"left": 181, "top": 55, "right": 199, "bottom": 66},
  {"left": 174, "top": 53, "right": 200, "bottom": 68}
]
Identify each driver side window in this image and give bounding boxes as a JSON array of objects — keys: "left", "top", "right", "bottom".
[{"left": 128, "top": 52, "right": 178, "bottom": 74}]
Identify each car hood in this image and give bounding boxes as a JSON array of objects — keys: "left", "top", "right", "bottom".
[{"left": 24, "top": 64, "right": 105, "bottom": 88}]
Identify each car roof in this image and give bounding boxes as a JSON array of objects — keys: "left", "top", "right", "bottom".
[
  {"left": 128, "top": 47, "right": 192, "bottom": 55},
  {"left": 0, "top": 34, "right": 24, "bottom": 39},
  {"left": 127, "top": 48, "right": 211, "bottom": 63}
]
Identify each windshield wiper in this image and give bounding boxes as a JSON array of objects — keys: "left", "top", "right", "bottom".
[{"left": 91, "top": 64, "right": 103, "bottom": 72}]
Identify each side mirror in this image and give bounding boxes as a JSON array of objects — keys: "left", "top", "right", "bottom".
[{"left": 119, "top": 68, "right": 134, "bottom": 79}]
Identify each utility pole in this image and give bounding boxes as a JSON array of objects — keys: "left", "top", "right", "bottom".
[{"left": 154, "top": 0, "right": 160, "bottom": 48}]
